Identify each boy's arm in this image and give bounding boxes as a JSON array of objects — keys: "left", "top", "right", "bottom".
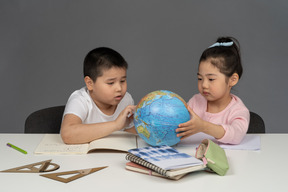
[
  {"left": 60, "top": 114, "right": 121, "bottom": 144},
  {"left": 60, "top": 105, "right": 136, "bottom": 144}
]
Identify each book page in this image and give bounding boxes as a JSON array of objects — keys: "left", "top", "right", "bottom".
[
  {"left": 219, "top": 135, "right": 261, "bottom": 150},
  {"left": 88, "top": 131, "right": 138, "bottom": 152},
  {"left": 136, "top": 136, "right": 150, "bottom": 148},
  {"left": 34, "top": 134, "right": 89, "bottom": 154}
]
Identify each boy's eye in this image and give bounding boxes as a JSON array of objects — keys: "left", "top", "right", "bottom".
[
  {"left": 209, "top": 79, "right": 215, "bottom": 81},
  {"left": 107, "top": 82, "right": 114, "bottom": 85},
  {"left": 197, "top": 77, "right": 202, "bottom": 81},
  {"left": 121, "top": 79, "right": 126, "bottom": 83}
]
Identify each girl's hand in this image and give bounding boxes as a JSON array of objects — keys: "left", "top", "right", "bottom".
[{"left": 176, "top": 107, "right": 204, "bottom": 140}]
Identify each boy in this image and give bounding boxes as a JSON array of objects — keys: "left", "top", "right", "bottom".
[{"left": 61, "top": 47, "right": 136, "bottom": 144}]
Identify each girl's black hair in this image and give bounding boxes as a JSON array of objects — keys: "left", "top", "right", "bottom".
[
  {"left": 199, "top": 37, "right": 242, "bottom": 79},
  {"left": 83, "top": 47, "right": 128, "bottom": 81}
]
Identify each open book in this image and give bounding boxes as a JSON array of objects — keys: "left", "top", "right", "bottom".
[
  {"left": 125, "top": 145, "right": 205, "bottom": 179},
  {"left": 34, "top": 132, "right": 138, "bottom": 154}
]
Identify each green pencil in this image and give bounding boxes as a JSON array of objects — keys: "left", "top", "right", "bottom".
[{"left": 7, "top": 143, "right": 27, "bottom": 154}]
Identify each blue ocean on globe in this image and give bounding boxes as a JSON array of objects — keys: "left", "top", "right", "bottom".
[{"left": 134, "top": 90, "right": 190, "bottom": 146}]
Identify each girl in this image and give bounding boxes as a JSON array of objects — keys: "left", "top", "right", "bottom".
[{"left": 176, "top": 37, "right": 249, "bottom": 144}]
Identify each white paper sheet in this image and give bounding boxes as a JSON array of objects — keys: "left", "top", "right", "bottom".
[{"left": 178, "top": 133, "right": 261, "bottom": 151}]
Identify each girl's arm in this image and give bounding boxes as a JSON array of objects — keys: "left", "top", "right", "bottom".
[
  {"left": 176, "top": 107, "right": 225, "bottom": 140},
  {"left": 176, "top": 106, "right": 249, "bottom": 144}
]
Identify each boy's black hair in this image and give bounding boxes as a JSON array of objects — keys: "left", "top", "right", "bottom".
[
  {"left": 83, "top": 47, "right": 128, "bottom": 81},
  {"left": 200, "top": 37, "right": 243, "bottom": 79}
]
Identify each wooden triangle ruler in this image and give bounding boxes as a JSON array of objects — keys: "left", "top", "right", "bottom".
[
  {"left": 40, "top": 166, "right": 108, "bottom": 183},
  {"left": 0, "top": 159, "right": 59, "bottom": 173}
]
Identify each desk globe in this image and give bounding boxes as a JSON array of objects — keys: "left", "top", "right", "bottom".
[{"left": 134, "top": 90, "right": 190, "bottom": 146}]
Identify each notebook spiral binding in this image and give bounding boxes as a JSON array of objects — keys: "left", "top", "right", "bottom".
[{"left": 126, "top": 153, "right": 168, "bottom": 177}]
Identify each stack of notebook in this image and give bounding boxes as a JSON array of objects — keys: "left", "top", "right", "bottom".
[{"left": 125, "top": 145, "right": 205, "bottom": 180}]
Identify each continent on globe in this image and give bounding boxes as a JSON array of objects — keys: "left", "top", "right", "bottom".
[{"left": 134, "top": 90, "right": 190, "bottom": 146}]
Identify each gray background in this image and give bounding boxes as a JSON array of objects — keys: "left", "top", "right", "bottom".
[{"left": 1, "top": 0, "right": 287, "bottom": 133}]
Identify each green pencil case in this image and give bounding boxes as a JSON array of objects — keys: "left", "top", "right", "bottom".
[{"left": 195, "top": 139, "right": 229, "bottom": 176}]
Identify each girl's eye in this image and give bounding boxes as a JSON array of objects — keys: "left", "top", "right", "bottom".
[
  {"left": 209, "top": 79, "right": 215, "bottom": 81},
  {"left": 107, "top": 82, "right": 114, "bottom": 85},
  {"left": 121, "top": 79, "right": 126, "bottom": 83}
]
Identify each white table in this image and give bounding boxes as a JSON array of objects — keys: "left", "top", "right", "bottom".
[{"left": 0, "top": 134, "right": 287, "bottom": 192}]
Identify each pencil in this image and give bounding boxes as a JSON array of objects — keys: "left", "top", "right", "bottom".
[{"left": 7, "top": 143, "right": 27, "bottom": 154}]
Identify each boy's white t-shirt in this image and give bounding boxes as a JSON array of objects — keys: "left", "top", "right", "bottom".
[{"left": 63, "top": 87, "right": 134, "bottom": 130}]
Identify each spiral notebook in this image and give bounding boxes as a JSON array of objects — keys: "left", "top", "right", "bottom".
[{"left": 126, "top": 145, "right": 205, "bottom": 179}]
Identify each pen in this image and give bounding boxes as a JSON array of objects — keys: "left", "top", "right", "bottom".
[{"left": 7, "top": 143, "right": 27, "bottom": 154}]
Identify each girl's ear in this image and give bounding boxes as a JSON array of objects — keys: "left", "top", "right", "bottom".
[
  {"left": 229, "top": 73, "right": 239, "bottom": 87},
  {"left": 84, "top": 76, "right": 94, "bottom": 91}
]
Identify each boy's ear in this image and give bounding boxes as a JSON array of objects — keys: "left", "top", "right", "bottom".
[
  {"left": 84, "top": 76, "right": 94, "bottom": 91},
  {"left": 229, "top": 73, "right": 239, "bottom": 87}
]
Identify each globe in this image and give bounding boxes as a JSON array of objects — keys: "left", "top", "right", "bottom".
[{"left": 134, "top": 90, "right": 190, "bottom": 146}]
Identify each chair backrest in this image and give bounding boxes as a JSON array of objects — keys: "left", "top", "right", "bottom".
[
  {"left": 24, "top": 105, "right": 65, "bottom": 133},
  {"left": 247, "top": 111, "right": 265, "bottom": 133}
]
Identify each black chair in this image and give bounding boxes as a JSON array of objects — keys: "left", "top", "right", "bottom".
[
  {"left": 247, "top": 111, "right": 265, "bottom": 133},
  {"left": 24, "top": 105, "right": 65, "bottom": 133}
]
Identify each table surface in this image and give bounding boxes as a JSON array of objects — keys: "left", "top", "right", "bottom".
[{"left": 0, "top": 134, "right": 287, "bottom": 192}]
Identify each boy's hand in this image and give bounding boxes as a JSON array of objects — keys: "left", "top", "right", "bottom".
[
  {"left": 115, "top": 105, "right": 136, "bottom": 130},
  {"left": 175, "top": 107, "right": 204, "bottom": 140}
]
